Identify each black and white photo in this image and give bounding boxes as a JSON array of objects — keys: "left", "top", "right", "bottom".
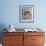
[{"left": 19, "top": 5, "right": 34, "bottom": 23}]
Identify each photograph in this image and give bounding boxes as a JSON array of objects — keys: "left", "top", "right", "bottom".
[{"left": 19, "top": 5, "right": 34, "bottom": 23}]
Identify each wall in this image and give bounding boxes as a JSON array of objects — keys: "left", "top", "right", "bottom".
[
  {"left": 0, "top": 0, "right": 46, "bottom": 29},
  {"left": 0, "top": 0, "right": 46, "bottom": 44}
]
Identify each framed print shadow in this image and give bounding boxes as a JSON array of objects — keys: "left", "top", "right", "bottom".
[{"left": 19, "top": 5, "right": 34, "bottom": 23}]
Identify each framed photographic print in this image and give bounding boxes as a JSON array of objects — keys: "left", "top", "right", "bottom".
[{"left": 19, "top": 5, "right": 34, "bottom": 23}]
